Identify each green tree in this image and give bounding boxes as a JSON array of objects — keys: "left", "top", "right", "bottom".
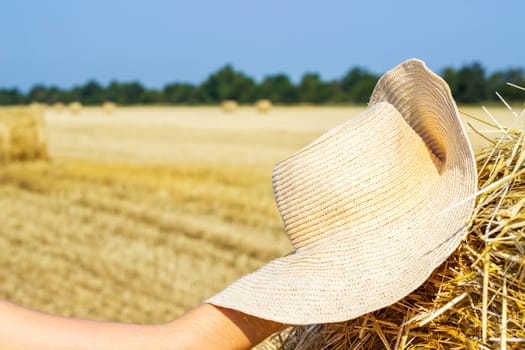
[
  {"left": 46, "top": 86, "right": 64, "bottom": 104},
  {"left": 341, "top": 67, "right": 368, "bottom": 91},
  {"left": 298, "top": 73, "right": 319, "bottom": 103},
  {"left": 163, "top": 83, "right": 196, "bottom": 104},
  {"left": 0, "top": 88, "right": 26, "bottom": 105},
  {"left": 79, "top": 80, "right": 105, "bottom": 105},
  {"left": 442, "top": 67, "right": 459, "bottom": 96},
  {"left": 352, "top": 78, "right": 378, "bottom": 103},
  {"left": 341, "top": 67, "right": 378, "bottom": 103},
  {"left": 106, "top": 81, "right": 145, "bottom": 105},
  {"left": 257, "top": 74, "right": 298, "bottom": 104},
  {"left": 298, "top": 73, "right": 335, "bottom": 103},
  {"left": 26, "top": 85, "right": 68, "bottom": 104},
  {"left": 5, "top": 61, "right": 523, "bottom": 107},
  {"left": 64, "top": 86, "right": 81, "bottom": 103},
  {"left": 198, "top": 65, "right": 256, "bottom": 103},
  {"left": 455, "top": 62, "right": 488, "bottom": 103},
  {"left": 141, "top": 89, "right": 163, "bottom": 104},
  {"left": 28, "top": 85, "right": 49, "bottom": 103},
  {"left": 487, "top": 68, "right": 525, "bottom": 102},
  {"left": 106, "top": 81, "right": 122, "bottom": 103}
]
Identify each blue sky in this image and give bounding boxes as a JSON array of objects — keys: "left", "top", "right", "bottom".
[{"left": 1, "top": 0, "right": 523, "bottom": 91}]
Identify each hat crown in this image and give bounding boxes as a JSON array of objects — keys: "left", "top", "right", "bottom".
[{"left": 272, "top": 101, "right": 442, "bottom": 251}]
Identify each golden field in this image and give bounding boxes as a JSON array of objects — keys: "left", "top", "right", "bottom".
[{"left": 0, "top": 104, "right": 521, "bottom": 327}]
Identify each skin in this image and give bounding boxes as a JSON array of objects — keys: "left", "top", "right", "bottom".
[{"left": 0, "top": 300, "right": 284, "bottom": 350}]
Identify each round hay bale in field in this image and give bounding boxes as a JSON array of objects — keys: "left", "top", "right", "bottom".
[
  {"left": 0, "top": 108, "right": 48, "bottom": 162},
  {"left": 68, "top": 101, "right": 83, "bottom": 115},
  {"left": 103, "top": 101, "right": 116, "bottom": 115},
  {"left": 53, "top": 102, "right": 65, "bottom": 112},
  {"left": 221, "top": 100, "right": 238, "bottom": 113},
  {"left": 29, "top": 102, "right": 45, "bottom": 113},
  {"left": 255, "top": 99, "right": 272, "bottom": 113}
]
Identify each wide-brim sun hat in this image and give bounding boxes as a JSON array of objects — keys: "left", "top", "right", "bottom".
[{"left": 207, "top": 59, "right": 478, "bottom": 325}]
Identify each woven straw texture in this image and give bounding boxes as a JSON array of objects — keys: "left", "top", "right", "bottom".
[{"left": 208, "top": 59, "right": 478, "bottom": 325}]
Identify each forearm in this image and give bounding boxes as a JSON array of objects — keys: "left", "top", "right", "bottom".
[
  {"left": 0, "top": 299, "right": 164, "bottom": 350},
  {"left": 0, "top": 300, "right": 283, "bottom": 350}
]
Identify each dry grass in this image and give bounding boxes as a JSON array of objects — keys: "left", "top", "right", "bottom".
[
  {"left": 0, "top": 159, "right": 290, "bottom": 322},
  {"left": 41, "top": 105, "right": 516, "bottom": 167},
  {"left": 263, "top": 105, "right": 525, "bottom": 350},
  {"left": 43, "top": 106, "right": 357, "bottom": 167}
]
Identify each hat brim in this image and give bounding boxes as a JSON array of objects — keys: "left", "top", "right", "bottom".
[{"left": 207, "top": 59, "right": 477, "bottom": 325}]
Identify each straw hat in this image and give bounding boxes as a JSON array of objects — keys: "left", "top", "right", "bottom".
[{"left": 207, "top": 59, "right": 478, "bottom": 325}]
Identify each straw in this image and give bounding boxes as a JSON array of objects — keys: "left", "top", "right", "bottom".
[{"left": 0, "top": 107, "right": 48, "bottom": 163}]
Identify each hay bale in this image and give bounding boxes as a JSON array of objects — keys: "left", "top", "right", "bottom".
[
  {"left": 0, "top": 108, "right": 48, "bottom": 163},
  {"left": 256, "top": 99, "right": 272, "bottom": 113},
  {"left": 103, "top": 101, "right": 116, "bottom": 115},
  {"left": 0, "top": 121, "right": 10, "bottom": 162},
  {"left": 53, "top": 102, "right": 65, "bottom": 112},
  {"left": 68, "top": 101, "right": 82, "bottom": 115},
  {"left": 266, "top": 122, "right": 525, "bottom": 349},
  {"left": 221, "top": 100, "right": 238, "bottom": 113},
  {"left": 29, "top": 102, "right": 45, "bottom": 114}
]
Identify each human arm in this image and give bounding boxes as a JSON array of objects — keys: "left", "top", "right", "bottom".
[{"left": 0, "top": 299, "right": 284, "bottom": 350}]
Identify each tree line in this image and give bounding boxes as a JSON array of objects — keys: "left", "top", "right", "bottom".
[{"left": 1, "top": 62, "right": 523, "bottom": 106}]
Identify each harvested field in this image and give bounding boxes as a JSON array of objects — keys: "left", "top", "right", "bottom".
[
  {"left": 0, "top": 105, "right": 522, "bottom": 341},
  {"left": 0, "top": 159, "right": 288, "bottom": 322},
  {"left": 43, "top": 105, "right": 520, "bottom": 165}
]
